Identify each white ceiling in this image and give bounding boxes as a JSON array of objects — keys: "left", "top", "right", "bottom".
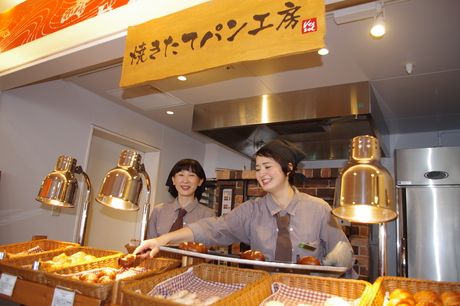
[{"left": 5, "top": 0, "right": 460, "bottom": 145}]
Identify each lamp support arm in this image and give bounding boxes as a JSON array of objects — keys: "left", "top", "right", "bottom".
[
  {"left": 75, "top": 166, "right": 92, "bottom": 245},
  {"left": 378, "top": 222, "right": 387, "bottom": 276},
  {"left": 139, "top": 164, "right": 151, "bottom": 242}
]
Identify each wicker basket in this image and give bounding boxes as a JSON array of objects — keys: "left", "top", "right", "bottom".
[
  {"left": 0, "top": 239, "right": 79, "bottom": 260},
  {"left": 369, "top": 276, "right": 460, "bottom": 306},
  {"left": 0, "top": 246, "right": 121, "bottom": 284},
  {"left": 121, "top": 263, "right": 270, "bottom": 306},
  {"left": 254, "top": 273, "right": 373, "bottom": 306},
  {"left": 45, "top": 256, "right": 181, "bottom": 302}
]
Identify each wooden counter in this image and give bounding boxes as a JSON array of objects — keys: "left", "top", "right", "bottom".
[{"left": 0, "top": 277, "right": 113, "bottom": 306}]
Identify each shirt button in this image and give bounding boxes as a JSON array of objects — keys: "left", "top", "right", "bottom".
[{"left": 289, "top": 227, "right": 293, "bottom": 231}]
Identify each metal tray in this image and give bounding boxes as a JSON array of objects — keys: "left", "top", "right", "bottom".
[{"left": 159, "top": 246, "right": 347, "bottom": 275}]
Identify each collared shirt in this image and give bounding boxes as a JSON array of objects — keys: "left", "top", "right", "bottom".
[
  {"left": 147, "top": 198, "right": 215, "bottom": 238},
  {"left": 188, "top": 190, "right": 350, "bottom": 263}
]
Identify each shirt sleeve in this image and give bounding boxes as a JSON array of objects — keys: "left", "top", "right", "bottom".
[
  {"left": 187, "top": 200, "right": 254, "bottom": 246},
  {"left": 320, "top": 206, "right": 351, "bottom": 254},
  {"left": 146, "top": 206, "right": 160, "bottom": 238}
]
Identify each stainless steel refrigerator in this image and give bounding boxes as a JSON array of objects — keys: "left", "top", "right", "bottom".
[{"left": 395, "top": 146, "right": 460, "bottom": 281}]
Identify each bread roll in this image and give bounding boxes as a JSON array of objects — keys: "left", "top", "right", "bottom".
[
  {"left": 441, "top": 291, "right": 460, "bottom": 306},
  {"left": 178, "top": 242, "right": 208, "bottom": 253},
  {"left": 240, "top": 250, "right": 265, "bottom": 261},
  {"left": 390, "top": 289, "right": 413, "bottom": 300},
  {"left": 79, "top": 273, "right": 98, "bottom": 283},
  {"left": 297, "top": 256, "right": 321, "bottom": 266},
  {"left": 387, "top": 298, "right": 416, "bottom": 306},
  {"left": 415, "top": 301, "right": 442, "bottom": 306},
  {"left": 118, "top": 254, "right": 137, "bottom": 268},
  {"left": 97, "top": 268, "right": 116, "bottom": 279},
  {"left": 97, "top": 275, "right": 114, "bottom": 284}
]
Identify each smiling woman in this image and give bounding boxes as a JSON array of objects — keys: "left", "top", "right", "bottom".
[
  {"left": 134, "top": 140, "right": 356, "bottom": 277},
  {"left": 146, "top": 159, "right": 215, "bottom": 239}
]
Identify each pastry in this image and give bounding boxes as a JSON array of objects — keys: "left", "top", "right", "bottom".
[
  {"left": 441, "top": 291, "right": 460, "bottom": 306},
  {"left": 240, "top": 250, "right": 265, "bottom": 261},
  {"left": 414, "top": 290, "right": 441, "bottom": 305},
  {"left": 297, "top": 256, "right": 321, "bottom": 266},
  {"left": 178, "top": 242, "right": 208, "bottom": 253}
]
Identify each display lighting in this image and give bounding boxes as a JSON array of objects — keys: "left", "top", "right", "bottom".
[
  {"left": 96, "top": 149, "right": 151, "bottom": 242},
  {"left": 36, "top": 155, "right": 92, "bottom": 245},
  {"left": 333, "top": 135, "right": 397, "bottom": 275}
]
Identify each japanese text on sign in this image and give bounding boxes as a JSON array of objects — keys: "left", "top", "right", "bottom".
[{"left": 120, "top": 0, "right": 324, "bottom": 88}]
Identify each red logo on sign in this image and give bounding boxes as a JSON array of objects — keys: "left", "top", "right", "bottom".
[{"left": 302, "top": 18, "right": 317, "bottom": 34}]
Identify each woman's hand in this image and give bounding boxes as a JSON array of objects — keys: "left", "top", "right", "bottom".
[
  {"left": 133, "top": 227, "right": 195, "bottom": 258},
  {"left": 133, "top": 237, "right": 164, "bottom": 258}
]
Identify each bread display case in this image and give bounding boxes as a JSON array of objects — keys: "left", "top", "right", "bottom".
[
  {"left": 0, "top": 239, "right": 79, "bottom": 261},
  {"left": 368, "top": 276, "right": 460, "bottom": 306}
]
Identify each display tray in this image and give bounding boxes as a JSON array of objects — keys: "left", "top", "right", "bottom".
[
  {"left": 45, "top": 256, "right": 181, "bottom": 303},
  {"left": 121, "top": 263, "right": 270, "bottom": 306},
  {"left": 368, "top": 276, "right": 460, "bottom": 306},
  {"left": 0, "top": 239, "right": 79, "bottom": 261},
  {"left": 0, "top": 246, "right": 121, "bottom": 284},
  {"left": 160, "top": 246, "right": 348, "bottom": 275}
]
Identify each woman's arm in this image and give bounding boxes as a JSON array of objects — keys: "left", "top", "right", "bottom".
[{"left": 133, "top": 227, "right": 194, "bottom": 258}]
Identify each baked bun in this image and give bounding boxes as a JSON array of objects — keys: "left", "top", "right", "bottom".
[
  {"left": 240, "top": 250, "right": 265, "bottom": 261},
  {"left": 79, "top": 273, "right": 98, "bottom": 283},
  {"left": 178, "top": 242, "right": 208, "bottom": 253},
  {"left": 415, "top": 301, "right": 442, "bottom": 306},
  {"left": 97, "top": 275, "right": 114, "bottom": 284},
  {"left": 441, "top": 291, "right": 460, "bottom": 306},
  {"left": 118, "top": 254, "right": 137, "bottom": 268},
  {"left": 387, "top": 298, "right": 416, "bottom": 306},
  {"left": 414, "top": 290, "right": 441, "bottom": 305},
  {"left": 297, "top": 256, "right": 321, "bottom": 266},
  {"left": 390, "top": 289, "right": 413, "bottom": 300},
  {"left": 97, "top": 268, "right": 116, "bottom": 280}
]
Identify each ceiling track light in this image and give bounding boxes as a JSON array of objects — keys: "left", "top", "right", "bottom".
[
  {"left": 318, "top": 47, "right": 329, "bottom": 56},
  {"left": 370, "top": 1, "right": 386, "bottom": 38}
]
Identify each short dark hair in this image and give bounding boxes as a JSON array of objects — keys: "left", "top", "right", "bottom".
[
  {"left": 255, "top": 146, "right": 296, "bottom": 185},
  {"left": 165, "top": 159, "right": 207, "bottom": 200}
]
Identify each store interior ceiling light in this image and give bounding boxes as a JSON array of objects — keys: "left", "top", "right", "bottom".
[
  {"left": 370, "top": 1, "right": 386, "bottom": 38},
  {"left": 318, "top": 48, "right": 329, "bottom": 56}
]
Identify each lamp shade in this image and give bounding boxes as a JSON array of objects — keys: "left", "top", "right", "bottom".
[
  {"left": 332, "top": 135, "right": 397, "bottom": 223},
  {"left": 96, "top": 149, "right": 143, "bottom": 211},
  {"left": 36, "top": 155, "right": 78, "bottom": 207}
]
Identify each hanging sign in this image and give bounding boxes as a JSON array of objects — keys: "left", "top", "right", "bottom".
[
  {"left": 0, "top": 0, "right": 129, "bottom": 53},
  {"left": 120, "top": 0, "right": 325, "bottom": 88}
]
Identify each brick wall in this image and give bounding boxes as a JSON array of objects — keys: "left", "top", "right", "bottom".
[{"left": 215, "top": 168, "right": 371, "bottom": 280}]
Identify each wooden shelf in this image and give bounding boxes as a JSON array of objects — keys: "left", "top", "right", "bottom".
[{"left": 0, "top": 278, "right": 107, "bottom": 306}]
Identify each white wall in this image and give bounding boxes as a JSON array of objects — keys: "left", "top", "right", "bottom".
[
  {"left": 0, "top": 78, "right": 251, "bottom": 246},
  {"left": 0, "top": 79, "right": 206, "bottom": 244},
  {"left": 203, "top": 143, "right": 251, "bottom": 179}
]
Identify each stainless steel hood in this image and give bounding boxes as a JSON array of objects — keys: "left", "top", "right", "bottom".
[{"left": 192, "top": 82, "right": 389, "bottom": 160}]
